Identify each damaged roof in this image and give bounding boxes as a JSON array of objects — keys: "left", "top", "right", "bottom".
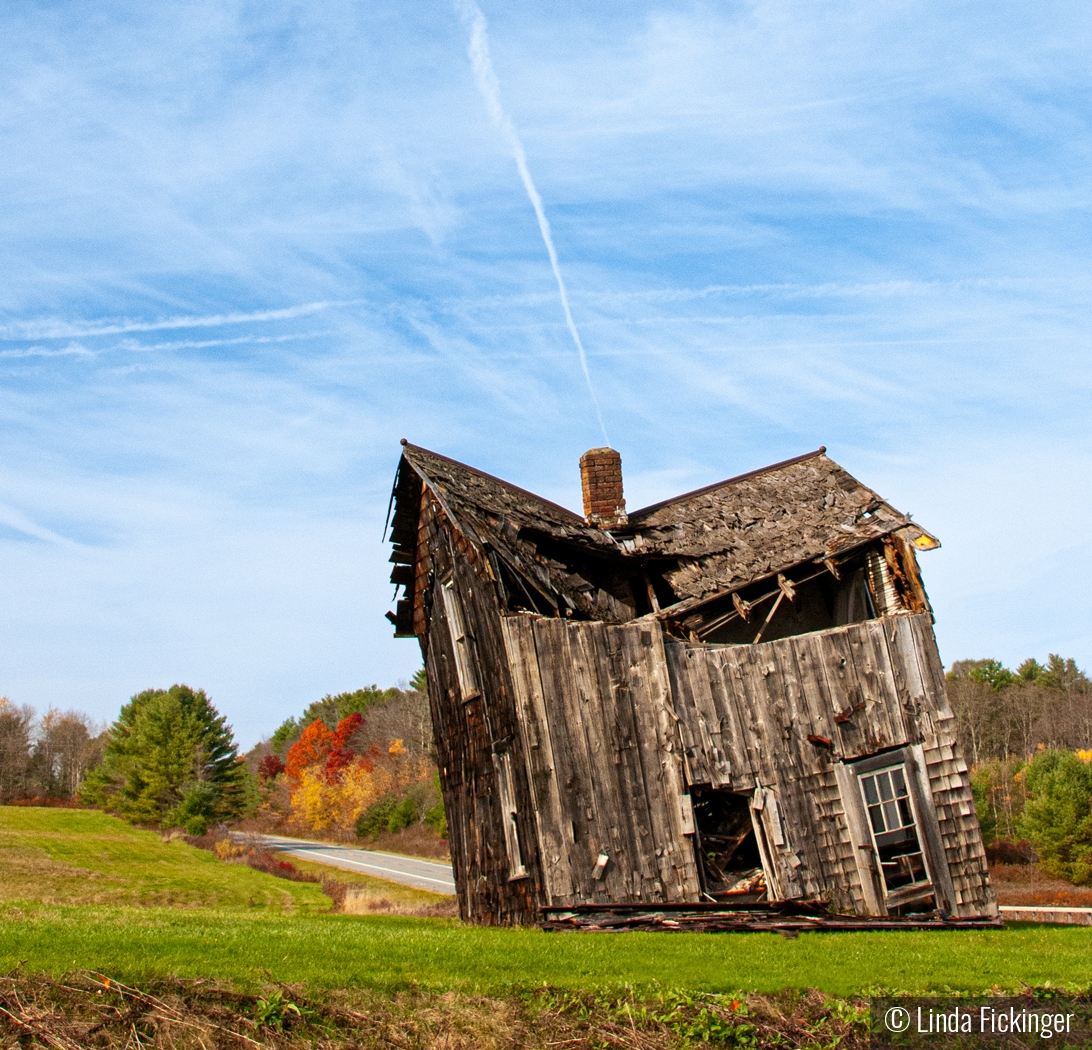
[
  {"left": 388, "top": 441, "right": 933, "bottom": 626},
  {"left": 626, "top": 448, "right": 919, "bottom": 603}
]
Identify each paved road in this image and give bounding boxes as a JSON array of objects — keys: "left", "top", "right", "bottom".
[{"left": 239, "top": 833, "right": 456, "bottom": 895}]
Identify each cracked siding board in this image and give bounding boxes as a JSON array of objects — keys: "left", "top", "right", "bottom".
[
  {"left": 614, "top": 624, "right": 702, "bottom": 900},
  {"left": 423, "top": 542, "right": 543, "bottom": 926},
  {"left": 922, "top": 744, "right": 995, "bottom": 917},
  {"left": 500, "top": 615, "right": 576, "bottom": 903},
  {"left": 663, "top": 644, "right": 715, "bottom": 788}
]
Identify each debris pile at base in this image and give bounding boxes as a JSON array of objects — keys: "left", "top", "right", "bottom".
[{"left": 541, "top": 901, "right": 1004, "bottom": 933}]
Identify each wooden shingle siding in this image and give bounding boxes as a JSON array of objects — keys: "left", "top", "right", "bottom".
[{"left": 422, "top": 516, "right": 543, "bottom": 926}]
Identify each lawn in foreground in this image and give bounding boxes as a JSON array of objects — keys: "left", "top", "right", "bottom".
[
  {"left": 2, "top": 807, "right": 1089, "bottom": 998},
  {"left": 3, "top": 905, "right": 1089, "bottom": 997}
]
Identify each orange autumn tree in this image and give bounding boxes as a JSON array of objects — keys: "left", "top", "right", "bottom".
[
  {"left": 284, "top": 712, "right": 432, "bottom": 833},
  {"left": 322, "top": 712, "right": 365, "bottom": 783},
  {"left": 284, "top": 719, "right": 334, "bottom": 782},
  {"left": 292, "top": 749, "right": 431, "bottom": 833}
]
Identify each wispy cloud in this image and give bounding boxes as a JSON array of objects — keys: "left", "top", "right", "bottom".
[
  {"left": 0, "top": 302, "right": 347, "bottom": 342},
  {"left": 0, "top": 342, "right": 93, "bottom": 359},
  {"left": 0, "top": 505, "right": 79, "bottom": 546}
]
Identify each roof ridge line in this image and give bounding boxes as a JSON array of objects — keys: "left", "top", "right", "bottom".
[
  {"left": 399, "top": 441, "right": 587, "bottom": 524},
  {"left": 628, "top": 447, "right": 828, "bottom": 522}
]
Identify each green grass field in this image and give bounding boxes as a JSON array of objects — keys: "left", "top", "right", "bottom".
[{"left": 2, "top": 807, "right": 1090, "bottom": 997}]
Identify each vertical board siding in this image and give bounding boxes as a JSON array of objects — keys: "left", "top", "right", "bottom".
[
  {"left": 423, "top": 508, "right": 544, "bottom": 926},
  {"left": 493, "top": 609, "right": 991, "bottom": 921},
  {"left": 502, "top": 616, "right": 701, "bottom": 906}
]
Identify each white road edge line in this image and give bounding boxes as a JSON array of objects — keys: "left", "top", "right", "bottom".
[
  {"left": 288, "top": 849, "right": 456, "bottom": 891},
  {"left": 260, "top": 837, "right": 452, "bottom": 874}
]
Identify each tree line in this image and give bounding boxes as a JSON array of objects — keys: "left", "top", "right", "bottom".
[
  {"left": 945, "top": 653, "right": 1092, "bottom": 883},
  {"left": 0, "top": 699, "right": 104, "bottom": 802},
  {"left": 946, "top": 654, "right": 1092, "bottom": 765},
  {"left": 249, "top": 669, "right": 443, "bottom": 842},
  {"left": 0, "top": 675, "right": 441, "bottom": 844}
]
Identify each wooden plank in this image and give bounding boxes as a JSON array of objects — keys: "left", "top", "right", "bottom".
[
  {"left": 844, "top": 621, "right": 898, "bottom": 753},
  {"left": 612, "top": 626, "right": 676, "bottom": 900},
  {"left": 529, "top": 618, "right": 597, "bottom": 903},
  {"left": 735, "top": 644, "right": 784, "bottom": 787},
  {"left": 665, "top": 643, "right": 740, "bottom": 788},
  {"left": 565, "top": 623, "right": 636, "bottom": 902},
  {"left": 701, "top": 651, "right": 754, "bottom": 787},
  {"left": 623, "top": 624, "right": 702, "bottom": 901},
  {"left": 500, "top": 616, "right": 575, "bottom": 903},
  {"left": 765, "top": 638, "right": 828, "bottom": 898},
  {"left": 663, "top": 643, "right": 714, "bottom": 787},
  {"left": 832, "top": 759, "right": 886, "bottom": 915},
  {"left": 587, "top": 623, "right": 665, "bottom": 902},
  {"left": 711, "top": 646, "right": 774, "bottom": 788},
  {"left": 789, "top": 632, "right": 841, "bottom": 757},
  {"left": 882, "top": 613, "right": 932, "bottom": 746},
  {"left": 553, "top": 620, "right": 617, "bottom": 903},
  {"left": 909, "top": 613, "right": 954, "bottom": 722},
  {"left": 816, "top": 627, "right": 871, "bottom": 759},
  {"left": 907, "top": 743, "right": 959, "bottom": 917}
]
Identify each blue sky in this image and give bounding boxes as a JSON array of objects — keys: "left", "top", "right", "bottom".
[{"left": 2, "top": 0, "right": 1090, "bottom": 746}]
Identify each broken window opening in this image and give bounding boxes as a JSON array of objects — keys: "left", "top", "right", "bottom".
[
  {"left": 833, "top": 566, "right": 875, "bottom": 626},
  {"left": 492, "top": 750, "right": 528, "bottom": 881},
  {"left": 690, "top": 787, "right": 765, "bottom": 901},
  {"left": 861, "top": 764, "right": 927, "bottom": 890},
  {"left": 857, "top": 762, "right": 935, "bottom": 912},
  {"left": 441, "top": 577, "right": 480, "bottom": 701}
]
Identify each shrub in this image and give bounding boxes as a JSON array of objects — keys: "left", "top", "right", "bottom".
[
  {"left": 257, "top": 754, "right": 285, "bottom": 782},
  {"left": 387, "top": 796, "right": 417, "bottom": 834},
  {"left": 425, "top": 798, "right": 448, "bottom": 839},
  {"left": 985, "top": 838, "right": 1038, "bottom": 865},
  {"left": 354, "top": 794, "right": 419, "bottom": 838},
  {"left": 243, "top": 850, "right": 319, "bottom": 883},
  {"left": 1017, "top": 749, "right": 1092, "bottom": 884},
  {"left": 185, "top": 815, "right": 207, "bottom": 836}
]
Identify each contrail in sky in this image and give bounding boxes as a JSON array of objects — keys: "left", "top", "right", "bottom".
[{"left": 454, "top": 0, "right": 609, "bottom": 445}]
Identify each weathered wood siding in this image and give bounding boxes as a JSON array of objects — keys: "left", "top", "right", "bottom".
[
  {"left": 501, "top": 615, "right": 701, "bottom": 907},
  {"left": 665, "top": 611, "right": 994, "bottom": 917},
  {"left": 418, "top": 496, "right": 545, "bottom": 926}
]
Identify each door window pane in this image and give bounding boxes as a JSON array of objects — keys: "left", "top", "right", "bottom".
[{"left": 859, "top": 764, "right": 929, "bottom": 892}]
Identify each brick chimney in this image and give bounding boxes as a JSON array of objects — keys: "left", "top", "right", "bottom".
[{"left": 580, "top": 447, "right": 628, "bottom": 530}]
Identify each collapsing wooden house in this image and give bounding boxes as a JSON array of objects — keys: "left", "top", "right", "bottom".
[{"left": 386, "top": 441, "right": 997, "bottom": 926}]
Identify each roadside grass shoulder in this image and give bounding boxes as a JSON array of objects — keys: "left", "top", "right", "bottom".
[
  {"left": 0, "top": 807, "right": 328, "bottom": 913},
  {"left": 285, "top": 856, "right": 453, "bottom": 913}
]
